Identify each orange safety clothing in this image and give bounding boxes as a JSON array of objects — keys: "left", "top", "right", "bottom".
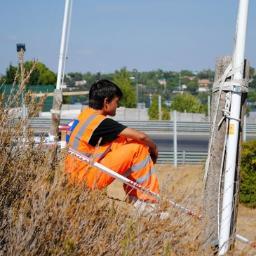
[{"left": 65, "top": 107, "right": 160, "bottom": 202}]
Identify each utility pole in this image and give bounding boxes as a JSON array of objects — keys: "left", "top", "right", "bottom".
[
  {"left": 203, "top": 0, "right": 250, "bottom": 254},
  {"left": 219, "top": 1, "right": 249, "bottom": 254},
  {"left": 50, "top": 0, "right": 73, "bottom": 141},
  {"left": 17, "top": 44, "right": 26, "bottom": 116},
  {"left": 49, "top": 0, "right": 73, "bottom": 166},
  {"left": 16, "top": 43, "right": 27, "bottom": 137}
]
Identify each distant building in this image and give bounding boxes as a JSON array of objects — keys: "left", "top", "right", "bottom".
[
  {"left": 158, "top": 78, "right": 167, "bottom": 86},
  {"left": 60, "top": 83, "right": 67, "bottom": 89},
  {"left": 198, "top": 79, "right": 211, "bottom": 92},
  {"left": 181, "top": 84, "right": 187, "bottom": 90},
  {"left": 75, "top": 80, "right": 87, "bottom": 86},
  {"left": 184, "top": 76, "right": 195, "bottom": 81}
]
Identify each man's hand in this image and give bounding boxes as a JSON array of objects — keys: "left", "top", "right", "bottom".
[
  {"left": 149, "top": 146, "right": 158, "bottom": 164},
  {"left": 120, "top": 128, "right": 158, "bottom": 164}
]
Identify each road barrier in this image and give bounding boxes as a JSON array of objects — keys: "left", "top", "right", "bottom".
[
  {"left": 158, "top": 151, "right": 207, "bottom": 164},
  {"left": 26, "top": 118, "right": 254, "bottom": 164},
  {"left": 28, "top": 118, "right": 256, "bottom": 135}
]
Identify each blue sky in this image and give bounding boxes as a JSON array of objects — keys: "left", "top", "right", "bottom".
[{"left": 1, "top": 0, "right": 256, "bottom": 75}]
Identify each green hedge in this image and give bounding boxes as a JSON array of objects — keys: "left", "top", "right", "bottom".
[{"left": 240, "top": 140, "right": 256, "bottom": 208}]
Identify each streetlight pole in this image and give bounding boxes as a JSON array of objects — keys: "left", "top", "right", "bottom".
[
  {"left": 50, "top": 0, "right": 73, "bottom": 141},
  {"left": 16, "top": 44, "right": 26, "bottom": 116},
  {"left": 16, "top": 43, "right": 27, "bottom": 137}
]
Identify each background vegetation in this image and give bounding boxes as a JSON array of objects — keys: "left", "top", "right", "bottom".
[
  {"left": 2, "top": 61, "right": 256, "bottom": 115},
  {"left": 240, "top": 140, "right": 256, "bottom": 208}
]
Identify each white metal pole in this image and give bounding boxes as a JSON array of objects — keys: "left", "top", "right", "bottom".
[
  {"left": 208, "top": 95, "right": 211, "bottom": 122},
  {"left": 158, "top": 95, "right": 162, "bottom": 120},
  {"left": 61, "top": 0, "right": 73, "bottom": 87},
  {"left": 219, "top": 0, "right": 249, "bottom": 255},
  {"left": 56, "top": 0, "right": 72, "bottom": 90},
  {"left": 173, "top": 110, "right": 177, "bottom": 167},
  {"left": 136, "top": 83, "right": 139, "bottom": 108}
]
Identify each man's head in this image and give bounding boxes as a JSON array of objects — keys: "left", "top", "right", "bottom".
[{"left": 89, "top": 79, "right": 123, "bottom": 116}]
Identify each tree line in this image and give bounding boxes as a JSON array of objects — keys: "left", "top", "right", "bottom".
[{"left": 2, "top": 61, "right": 256, "bottom": 117}]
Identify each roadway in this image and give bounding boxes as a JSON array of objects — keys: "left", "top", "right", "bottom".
[
  {"left": 150, "top": 133, "right": 256, "bottom": 152},
  {"left": 151, "top": 133, "right": 209, "bottom": 152}
]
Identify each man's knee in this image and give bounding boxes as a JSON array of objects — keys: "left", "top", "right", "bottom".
[{"left": 128, "top": 142, "right": 149, "bottom": 156}]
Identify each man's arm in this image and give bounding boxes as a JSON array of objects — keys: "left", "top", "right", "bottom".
[{"left": 119, "top": 127, "right": 158, "bottom": 163}]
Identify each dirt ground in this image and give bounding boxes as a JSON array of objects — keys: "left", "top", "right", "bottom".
[{"left": 107, "top": 164, "right": 256, "bottom": 254}]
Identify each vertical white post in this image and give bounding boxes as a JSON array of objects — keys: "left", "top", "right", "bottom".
[
  {"left": 173, "top": 110, "right": 177, "bottom": 167},
  {"left": 149, "top": 93, "right": 152, "bottom": 106},
  {"left": 243, "top": 115, "right": 247, "bottom": 141},
  {"left": 158, "top": 95, "right": 162, "bottom": 121},
  {"left": 56, "top": 0, "right": 73, "bottom": 90},
  {"left": 136, "top": 83, "right": 139, "bottom": 108},
  {"left": 219, "top": 0, "right": 249, "bottom": 255},
  {"left": 208, "top": 95, "right": 211, "bottom": 122}
]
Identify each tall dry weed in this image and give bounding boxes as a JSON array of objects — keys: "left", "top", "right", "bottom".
[
  {"left": 1, "top": 78, "right": 253, "bottom": 255},
  {"left": 0, "top": 82, "right": 205, "bottom": 255}
]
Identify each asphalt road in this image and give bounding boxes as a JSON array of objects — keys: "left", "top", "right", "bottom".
[
  {"left": 151, "top": 133, "right": 256, "bottom": 152},
  {"left": 151, "top": 133, "right": 209, "bottom": 152}
]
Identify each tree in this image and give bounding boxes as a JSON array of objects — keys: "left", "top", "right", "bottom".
[
  {"left": 148, "top": 95, "right": 170, "bottom": 120},
  {"left": 170, "top": 93, "right": 204, "bottom": 113},
  {"left": 148, "top": 95, "right": 159, "bottom": 120},
  {"left": 162, "top": 105, "right": 170, "bottom": 120},
  {"left": 249, "top": 75, "right": 256, "bottom": 90},
  {"left": 197, "top": 69, "right": 215, "bottom": 80},
  {"left": 3, "top": 61, "right": 56, "bottom": 85},
  {"left": 32, "top": 62, "right": 56, "bottom": 85},
  {"left": 113, "top": 68, "right": 136, "bottom": 107},
  {"left": 186, "top": 79, "right": 199, "bottom": 94},
  {"left": 180, "top": 70, "right": 195, "bottom": 77},
  {"left": 5, "top": 64, "right": 18, "bottom": 84}
]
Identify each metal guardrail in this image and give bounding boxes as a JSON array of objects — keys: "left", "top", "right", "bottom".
[
  {"left": 28, "top": 118, "right": 256, "bottom": 134},
  {"left": 158, "top": 151, "right": 208, "bottom": 164}
]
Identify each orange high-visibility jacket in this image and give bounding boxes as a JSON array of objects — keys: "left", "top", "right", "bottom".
[{"left": 65, "top": 107, "right": 159, "bottom": 202}]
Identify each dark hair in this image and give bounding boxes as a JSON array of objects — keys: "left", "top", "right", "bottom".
[{"left": 89, "top": 79, "right": 123, "bottom": 109}]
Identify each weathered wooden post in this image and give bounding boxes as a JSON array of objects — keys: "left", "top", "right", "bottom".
[
  {"left": 203, "top": 0, "right": 250, "bottom": 254},
  {"left": 203, "top": 56, "right": 232, "bottom": 252}
]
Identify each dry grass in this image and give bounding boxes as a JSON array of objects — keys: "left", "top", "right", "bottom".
[{"left": 1, "top": 87, "right": 255, "bottom": 255}]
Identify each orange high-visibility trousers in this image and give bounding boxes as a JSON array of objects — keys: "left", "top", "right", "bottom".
[{"left": 65, "top": 137, "right": 159, "bottom": 203}]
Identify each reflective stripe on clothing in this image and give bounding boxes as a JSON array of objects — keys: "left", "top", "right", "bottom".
[
  {"left": 67, "top": 108, "right": 106, "bottom": 156},
  {"left": 130, "top": 155, "right": 151, "bottom": 172},
  {"left": 123, "top": 155, "right": 152, "bottom": 181},
  {"left": 71, "top": 114, "right": 97, "bottom": 150},
  {"left": 136, "top": 166, "right": 156, "bottom": 184}
]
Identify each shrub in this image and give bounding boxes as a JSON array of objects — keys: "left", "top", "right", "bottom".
[
  {"left": 240, "top": 140, "right": 256, "bottom": 208},
  {"left": 0, "top": 87, "right": 206, "bottom": 255}
]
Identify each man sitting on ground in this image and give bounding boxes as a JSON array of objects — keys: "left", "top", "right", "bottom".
[{"left": 65, "top": 79, "right": 160, "bottom": 205}]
